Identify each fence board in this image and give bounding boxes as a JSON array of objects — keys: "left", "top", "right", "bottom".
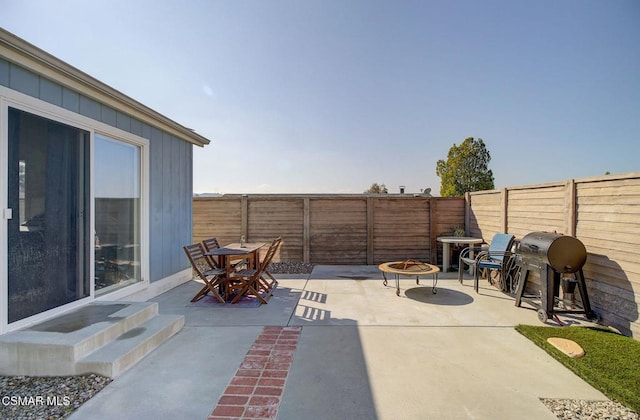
[
  {"left": 372, "top": 198, "right": 430, "bottom": 263},
  {"left": 309, "top": 198, "right": 368, "bottom": 264},
  {"left": 468, "top": 191, "right": 501, "bottom": 239},
  {"left": 192, "top": 199, "right": 241, "bottom": 245},
  {"left": 468, "top": 172, "right": 640, "bottom": 339},
  {"left": 193, "top": 195, "right": 464, "bottom": 266}
]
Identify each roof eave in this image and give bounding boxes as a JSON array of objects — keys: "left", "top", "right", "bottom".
[{"left": 0, "top": 28, "right": 211, "bottom": 147}]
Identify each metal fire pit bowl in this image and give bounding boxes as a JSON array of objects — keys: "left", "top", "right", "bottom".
[{"left": 378, "top": 260, "right": 440, "bottom": 296}]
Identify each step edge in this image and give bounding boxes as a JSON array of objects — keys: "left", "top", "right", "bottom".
[{"left": 75, "top": 314, "right": 184, "bottom": 378}]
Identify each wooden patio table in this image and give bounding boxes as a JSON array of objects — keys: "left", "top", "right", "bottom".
[{"left": 205, "top": 242, "right": 265, "bottom": 301}]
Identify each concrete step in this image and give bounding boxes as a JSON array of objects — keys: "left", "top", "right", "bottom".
[
  {"left": 76, "top": 314, "right": 184, "bottom": 378},
  {"left": 0, "top": 301, "right": 183, "bottom": 378}
]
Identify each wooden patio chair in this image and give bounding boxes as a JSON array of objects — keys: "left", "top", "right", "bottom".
[
  {"left": 202, "top": 237, "right": 225, "bottom": 269},
  {"left": 227, "top": 237, "right": 281, "bottom": 304},
  {"left": 257, "top": 236, "right": 282, "bottom": 290},
  {"left": 183, "top": 243, "right": 227, "bottom": 303},
  {"left": 458, "top": 233, "right": 515, "bottom": 293},
  {"left": 225, "top": 236, "right": 282, "bottom": 292}
]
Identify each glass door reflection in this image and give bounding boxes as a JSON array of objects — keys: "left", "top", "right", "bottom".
[{"left": 94, "top": 134, "right": 141, "bottom": 295}]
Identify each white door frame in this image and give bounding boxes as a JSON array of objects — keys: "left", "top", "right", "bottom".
[{"left": 0, "top": 86, "right": 149, "bottom": 334}]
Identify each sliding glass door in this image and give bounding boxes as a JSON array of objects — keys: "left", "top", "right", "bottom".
[
  {"left": 94, "top": 134, "right": 141, "bottom": 295},
  {"left": 3, "top": 100, "right": 146, "bottom": 328},
  {"left": 7, "top": 108, "right": 90, "bottom": 323}
]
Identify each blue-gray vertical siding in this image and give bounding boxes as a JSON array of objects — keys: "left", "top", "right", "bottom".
[
  {"left": 0, "top": 57, "right": 193, "bottom": 282},
  {"left": 148, "top": 130, "right": 192, "bottom": 282}
]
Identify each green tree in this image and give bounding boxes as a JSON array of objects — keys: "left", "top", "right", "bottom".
[
  {"left": 436, "top": 137, "right": 495, "bottom": 197},
  {"left": 364, "top": 182, "right": 388, "bottom": 194}
]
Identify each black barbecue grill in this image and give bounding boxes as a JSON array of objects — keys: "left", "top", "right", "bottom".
[{"left": 514, "top": 231, "right": 595, "bottom": 322}]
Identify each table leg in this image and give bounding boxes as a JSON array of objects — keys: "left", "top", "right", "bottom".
[
  {"left": 442, "top": 243, "right": 450, "bottom": 272},
  {"left": 395, "top": 274, "right": 400, "bottom": 296},
  {"left": 469, "top": 247, "right": 476, "bottom": 275},
  {"left": 249, "top": 250, "right": 258, "bottom": 269},
  {"left": 224, "top": 256, "right": 235, "bottom": 301}
]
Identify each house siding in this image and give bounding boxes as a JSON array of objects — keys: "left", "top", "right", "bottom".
[
  {"left": 0, "top": 57, "right": 192, "bottom": 283},
  {"left": 0, "top": 58, "right": 8, "bottom": 85}
]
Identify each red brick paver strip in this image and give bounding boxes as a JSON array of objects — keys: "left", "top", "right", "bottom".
[{"left": 208, "top": 326, "right": 302, "bottom": 420}]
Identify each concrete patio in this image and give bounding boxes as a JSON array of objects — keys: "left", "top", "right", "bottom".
[{"left": 69, "top": 265, "right": 607, "bottom": 419}]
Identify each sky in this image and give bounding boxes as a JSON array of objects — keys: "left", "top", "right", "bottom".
[{"left": 1, "top": 0, "right": 639, "bottom": 195}]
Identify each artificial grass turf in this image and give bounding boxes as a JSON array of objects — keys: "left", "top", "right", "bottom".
[{"left": 515, "top": 324, "right": 640, "bottom": 413}]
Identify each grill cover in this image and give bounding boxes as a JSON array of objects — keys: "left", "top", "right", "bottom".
[{"left": 518, "top": 232, "right": 587, "bottom": 273}]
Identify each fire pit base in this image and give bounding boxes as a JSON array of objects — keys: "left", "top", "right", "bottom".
[{"left": 378, "top": 260, "right": 440, "bottom": 296}]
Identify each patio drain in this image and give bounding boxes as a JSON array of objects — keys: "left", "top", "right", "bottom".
[{"left": 208, "top": 326, "right": 302, "bottom": 420}]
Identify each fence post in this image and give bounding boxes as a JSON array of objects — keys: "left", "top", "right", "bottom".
[
  {"left": 566, "top": 179, "right": 577, "bottom": 236},
  {"left": 303, "top": 198, "right": 310, "bottom": 263},
  {"left": 429, "top": 197, "right": 438, "bottom": 264},
  {"left": 241, "top": 195, "right": 248, "bottom": 240},
  {"left": 464, "top": 192, "right": 471, "bottom": 235},
  {"left": 501, "top": 188, "right": 508, "bottom": 233},
  {"left": 367, "top": 197, "right": 374, "bottom": 264}
]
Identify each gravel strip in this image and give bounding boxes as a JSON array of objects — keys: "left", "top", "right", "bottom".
[
  {"left": 541, "top": 398, "right": 639, "bottom": 419},
  {"left": 2, "top": 375, "right": 637, "bottom": 419},
  {"left": 0, "top": 374, "right": 111, "bottom": 419},
  {"left": 267, "top": 261, "right": 314, "bottom": 274}
]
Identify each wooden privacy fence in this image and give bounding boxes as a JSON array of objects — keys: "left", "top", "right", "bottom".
[
  {"left": 192, "top": 174, "right": 639, "bottom": 338},
  {"left": 467, "top": 172, "right": 640, "bottom": 338},
  {"left": 193, "top": 195, "right": 465, "bottom": 265}
]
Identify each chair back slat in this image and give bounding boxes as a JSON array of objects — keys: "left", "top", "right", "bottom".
[
  {"left": 202, "top": 237, "right": 221, "bottom": 252},
  {"left": 184, "top": 243, "right": 213, "bottom": 278},
  {"left": 259, "top": 237, "right": 282, "bottom": 272},
  {"left": 487, "top": 234, "right": 515, "bottom": 262},
  {"left": 202, "top": 237, "right": 222, "bottom": 268}
]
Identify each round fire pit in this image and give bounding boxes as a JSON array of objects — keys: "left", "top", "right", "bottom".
[{"left": 378, "top": 260, "right": 440, "bottom": 296}]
